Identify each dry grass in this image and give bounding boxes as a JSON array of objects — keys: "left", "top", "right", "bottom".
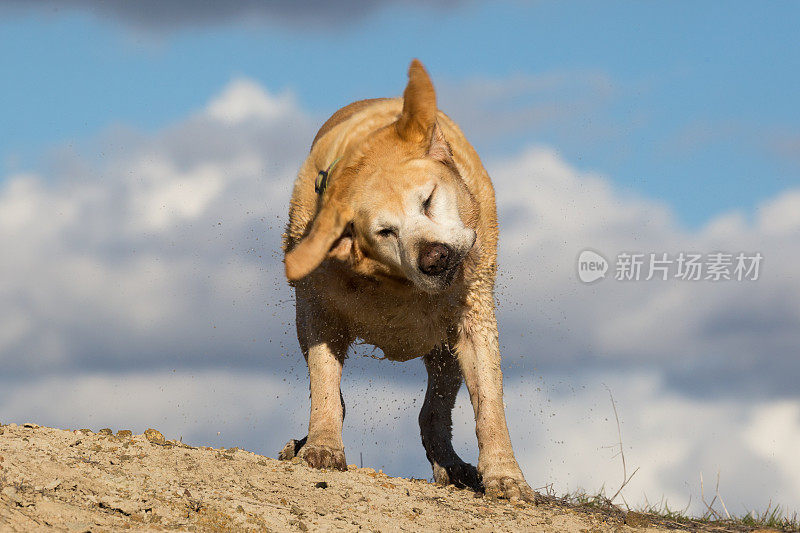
[{"left": 529, "top": 487, "right": 799, "bottom": 532}]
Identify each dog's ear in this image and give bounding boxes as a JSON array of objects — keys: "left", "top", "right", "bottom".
[
  {"left": 396, "top": 59, "right": 437, "bottom": 144},
  {"left": 285, "top": 202, "right": 353, "bottom": 281},
  {"left": 427, "top": 121, "right": 454, "bottom": 165}
]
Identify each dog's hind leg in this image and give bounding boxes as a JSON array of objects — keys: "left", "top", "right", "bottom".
[{"left": 419, "top": 345, "right": 481, "bottom": 491}]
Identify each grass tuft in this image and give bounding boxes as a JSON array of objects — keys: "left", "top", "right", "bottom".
[{"left": 535, "top": 487, "right": 800, "bottom": 532}]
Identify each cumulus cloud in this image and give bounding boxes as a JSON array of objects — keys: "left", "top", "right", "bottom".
[
  {"left": 489, "top": 147, "right": 800, "bottom": 396},
  {"left": 1, "top": 77, "right": 799, "bottom": 513},
  {"left": 0, "top": 370, "right": 303, "bottom": 447},
  {"left": 1, "top": 0, "right": 463, "bottom": 30},
  {"left": 0, "top": 78, "right": 311, "bottom": 378}
]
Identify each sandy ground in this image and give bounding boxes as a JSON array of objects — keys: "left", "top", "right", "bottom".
[{"left": 0, "top": 423, "right": 724, "bottom": 532}]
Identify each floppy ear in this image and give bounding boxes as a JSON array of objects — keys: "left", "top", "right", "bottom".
[
  {"left": 396, "top": 59, "right": 437, "bottom": 144},
  {"left": 285, "top": 203, "right": 352, "bottom": 281}
]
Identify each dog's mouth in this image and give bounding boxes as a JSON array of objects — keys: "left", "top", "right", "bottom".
[
  {"left": 414, "top": 257, "right": 465, "bottom": 293},
  {"left": 363, "top": 263, "right": 460, "bottom": 294}
]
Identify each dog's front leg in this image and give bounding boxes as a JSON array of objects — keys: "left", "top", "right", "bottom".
[
  {"left": 288, "top": 297, "right": 349, "bottom": 471},
  {"left": 453, "top": 306, "right": 536, "bottom": 502}
]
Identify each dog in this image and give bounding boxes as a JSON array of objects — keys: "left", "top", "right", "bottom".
[{"left": 279, "top": 59, "right": 535, "bottom": 502}]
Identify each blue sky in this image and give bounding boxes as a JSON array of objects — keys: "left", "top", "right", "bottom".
[
  {"left": 2, "top": 1, "right": 798, "bottom": 226},
  {"left": 2, "top": 1, "right": 800, "bottom": 515}
]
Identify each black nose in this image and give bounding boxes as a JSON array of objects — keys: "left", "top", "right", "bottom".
[{"left": 418, "top": 242, "right": 452, "bottom": 276}]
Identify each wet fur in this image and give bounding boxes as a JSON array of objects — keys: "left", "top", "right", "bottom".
[{"left": 280, "top": 60, "right": 535, "bottom": 501}]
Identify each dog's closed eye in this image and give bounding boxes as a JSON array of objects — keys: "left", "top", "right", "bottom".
[
  {"left": 376, "top": 227, "right": 397, "bottom": 238},
  {"left": 422, "top": 186, "right": 435, "bottom": 216}
]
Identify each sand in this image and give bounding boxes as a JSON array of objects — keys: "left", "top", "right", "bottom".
[{"left": 0, "top": 423, "right": 706, "bottom": 532}]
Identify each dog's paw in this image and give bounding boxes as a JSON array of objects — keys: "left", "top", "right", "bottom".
[
  {"left": 278, "top": 437, "right": 307, "bottom": 461},
  {"left": 482, "top": 474, "right": 537, "bottom": 503},
  {"left": 432, "top": 461, "right": 481, "bottom": 491},
  {"left": 298, "top": 443, "right": 347, "bottom": 471}
]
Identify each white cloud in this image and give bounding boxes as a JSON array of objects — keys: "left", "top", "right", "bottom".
[
  {"left": 1, "top": 78, "right": 799, "bottom": 516},
  {"left": 758, "top": 189, "right": 800, "bottom": 235},
  {"left": 490, "top": 146, "right": 800, "bottom": 392},
  {"left": 0, "top": 370, "right": 304, "bottom": 450},
  {"left": 205, "top": 79, "right": 297, "bottom": 125},
  {"left": 743, "top": 401, "right": 800, "bottom": 499},
  {"left": 0, "top": 78, "right": 312, "bottom": 376},
  {"left": 496, "top": 374, "right": 800, "bottom": 517},
  {"left": 128, "top": 158, "right": 224, "bottom": 231}
]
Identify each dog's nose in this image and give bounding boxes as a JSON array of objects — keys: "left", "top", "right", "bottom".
[{"left": 418, "top": 242, "right": 452, "bottom": 276}]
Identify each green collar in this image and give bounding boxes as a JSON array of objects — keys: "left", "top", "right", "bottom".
[{"left": 314, "top": 157, "right": 341, "bottom": 196}]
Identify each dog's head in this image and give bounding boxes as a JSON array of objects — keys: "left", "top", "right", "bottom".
[{"left": 285, "top": 60, "right": 478, "bottom": 293}]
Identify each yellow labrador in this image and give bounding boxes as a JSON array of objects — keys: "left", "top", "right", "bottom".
[{"left": 280, "top": 60, "right": 534, "bottom": 501}]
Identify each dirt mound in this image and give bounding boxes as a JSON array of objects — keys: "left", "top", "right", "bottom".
[{"left": 0, "top": 423, "right": 675, "bottom": 532}]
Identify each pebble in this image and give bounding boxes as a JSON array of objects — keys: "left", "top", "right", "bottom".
[
  {"left": 117, "top": 430, "right": 133, "bottom": 438},
  {"left": 144, "top": 428, "right": 166, "bottom": 445},
  {"left": 99, "top": 428, "right": 113, "bottom": 435},
  {"left": 315, "top": 481, "right": 328, "bottom": 489}
]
